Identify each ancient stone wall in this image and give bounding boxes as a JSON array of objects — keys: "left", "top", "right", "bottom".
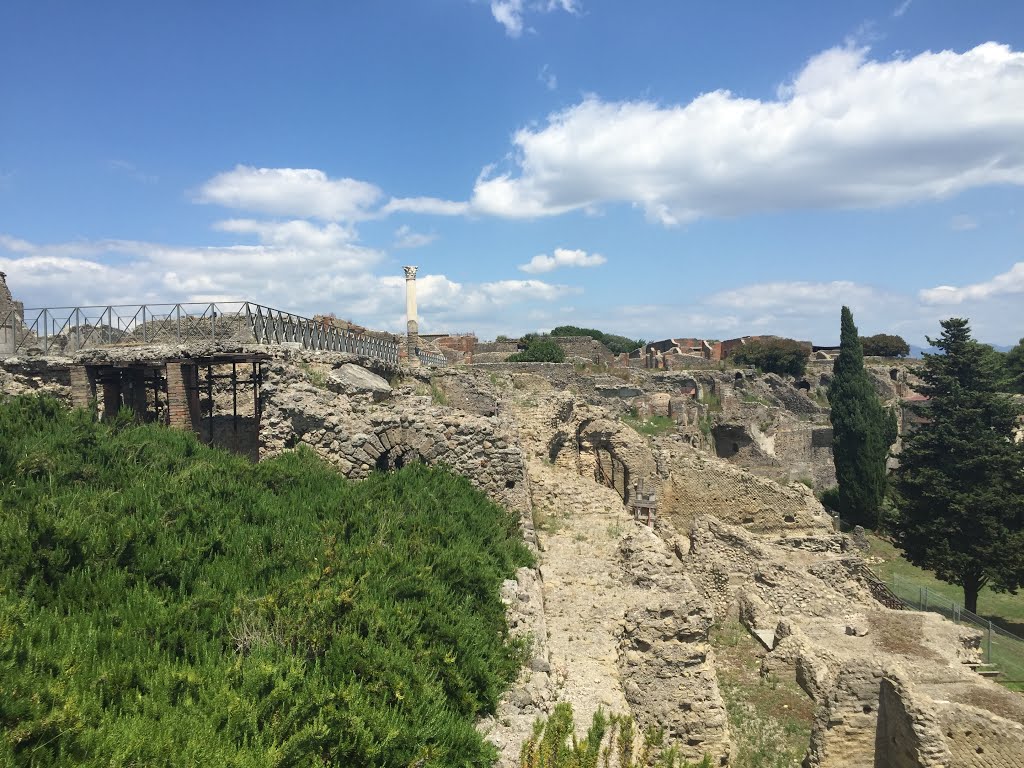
[
  {"left": 657, "top": 450, "right": 831, "bottom": 534},
  {"left": 259, "top": 362, "right": 531, "bottom": 514},
  {"left": 937, "top": 701, "right": 1024, "bottom": 767},
  {"left": 874, "top": 677, "right": 953, "bottom": 768}
]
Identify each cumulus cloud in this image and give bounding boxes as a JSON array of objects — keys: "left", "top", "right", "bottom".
[
  {"left": 0, "top": 230, "right": 575, "bottom": 337},
  {"left": 519, "top": 247, "right": 606, "bottom": 273},
  {"left": 919, "top": 262, "right": 1024, "bottom": 305},
  {"left": 196, "top": 166, "right": 382, "bottom": 221},
  {"left": 470, "top": 43, "right": 1024, "bottom": 224},
  {"left": 392, "top": 225, "right": 437, "bottom": 249}
]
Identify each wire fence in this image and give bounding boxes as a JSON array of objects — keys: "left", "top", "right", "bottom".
[{"left": 880, "top": 573, "right": 1024, "bottom": 688}]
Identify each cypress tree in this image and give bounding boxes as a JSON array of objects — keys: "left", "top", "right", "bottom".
[
  {"left": 828, "top": 306, "right": 896, "bottom": 527},
  {"left": 892, "top": 318, "right": 1024, "bottom": 613}
]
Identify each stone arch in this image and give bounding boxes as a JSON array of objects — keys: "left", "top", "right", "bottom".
[
  {"left": 371, "top": 426, "right": 428, "bottom": 472},
  {"left": 889, "top": 368, "right": 900, "bottom": 381},
  {"left": 374, "top": 445, "right": 423, "bottom": 471}
]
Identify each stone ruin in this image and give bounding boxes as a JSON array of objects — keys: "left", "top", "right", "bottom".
[
  {"left": 0, "top": 271, "right": 25, "bottom": 356},
  {"left": 2, "top": 329, "right": 1022, "bottom": 768}
]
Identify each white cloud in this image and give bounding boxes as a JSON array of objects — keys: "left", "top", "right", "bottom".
[
  {"left": 538, "top": 64, "right": 557, "bottom": 91},
  {"left": 491, "top": 0, "right": 525, "bottom": 37},
  {"left": 471, "top": 43, "right": 1024, "bottom": 223},
  {"left": 488, "top": 0, "right": 580, "bottom": 38},
  {"left": 706, "top": 280, "right": 884, "bottom": 312},
  {"left": 0, "top": 231, "right": 575, "bottom": 337},
  {"left": 950, "top": 214, "right": 979, "bottom": 231},
  {"left": 392, "top": 225, "right": 437, "bottom": 249},
  {"left": 381, "top": 196, "right": 470, "bottom": 216},
  {"left": 519, "top": 247, "right": 606, "bottom": 273},
  {"left": 919, "top": 262, "right": 1024, "bottom": 305},
  {"left": 893, "top": 0, "right": 913, "bottom": 18},
  {"left": 196, "top": 165, "right": 382, "bottom": 221},
  {"left": 214, "top": 219, "right": 356, "bottom": 248}
]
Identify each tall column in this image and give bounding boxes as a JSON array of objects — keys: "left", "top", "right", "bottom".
[{"left": 404, "top": 265, "right": 420, "bottom": 367}]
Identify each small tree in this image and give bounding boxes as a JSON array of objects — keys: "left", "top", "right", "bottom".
[
  {"left": 731, "top": 338, "right": 808, "bottom": 378},
  {"left": 860, "top": 333, "right": 910, "bottom": 358},
  {"left": 829, "top": 307, "right": 897, "bottom": 528},
  {"left": 892, "top": 318, "right": 1024, "bottom": 613}
]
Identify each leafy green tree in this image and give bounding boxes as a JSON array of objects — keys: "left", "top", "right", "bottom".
[
  {"left": 507, "top": 336, "right": 566, "bottom": 363},
  {"left": 860, "top": 333, "right": 910, "bottom": 358},
  {"left": 731, "top": 338, "right": 809, "bottom": 378},
  {"left": 829, "top": 308, "right": 898, "bottom": 528},
  {"left": 892, "top": 318, "right": 1024, "bottom": 613},
  {"left": 1004, "top": 337, "right": 1024, "bottom": 393}
]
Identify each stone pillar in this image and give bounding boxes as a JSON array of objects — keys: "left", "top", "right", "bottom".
[
  {"left": 404, "top": 265, "right": 420, "bottom": 367},
  {"left": 69, "top": 365, "right": 97, "bottom": 411},
  {"left": 100, "top": 375, "right": 122, "bottom": 422},
  {"left": 128, "top": 369, "right": 148, "bottom": 421},
  {"left": 166, "top": 363, "right": 201, "bottom": 433}
]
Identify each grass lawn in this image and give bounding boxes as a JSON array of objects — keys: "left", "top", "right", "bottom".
[
  {"left": 863, "top": 532, "right": 1024, "bottom": 630},
  {"left": 864, "top": 532, "right": 1024, "bottom": 691}
]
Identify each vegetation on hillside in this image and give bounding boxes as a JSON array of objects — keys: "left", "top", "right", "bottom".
[
  {"left": 730, "top": 338, "right": 808, "bottom": 378},
  {"left": 549, "top": 326, "right": 646, "bottom": 356},
  {"left": 518, "top": 703, "right": 711, "bottom": 768},
  {"left": 0, "top": 395, "right": 532, "bottom": 767},
  {"left": 860, "top": 333, "right": 910, "bottom": 358},
  {"left": 892, "top": 318, "right": 1024, "bottom": 613},
  {"left": 508, "top": 335, "right": 566, "bottom": 363},
  {"left": 829, "top": 307, "right": 898, "bottom": 528}
]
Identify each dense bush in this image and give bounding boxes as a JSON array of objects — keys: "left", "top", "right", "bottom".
[
  {"left": 508, "top": 336, "right": 566, "bottom": 363},
  {"left": 860, "top": 333, "right": 910, "bottom": 358},
  {"left": 548, "top": 326, "right": 645, "bottom": 355},
  {"left": 0, "top": 395, "right": 532, "bottom": 767},
  {"left": 730, "top": 338, "right": 809, "bottom": 378}
]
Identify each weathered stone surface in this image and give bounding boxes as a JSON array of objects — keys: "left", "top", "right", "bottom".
[{"left": 326, "top": 363, "right": 392, "bottom": 400}]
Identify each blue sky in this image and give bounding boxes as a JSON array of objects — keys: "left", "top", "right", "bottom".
[{"left": 2, "top": 0, "right": 1023, "bottom": 345}]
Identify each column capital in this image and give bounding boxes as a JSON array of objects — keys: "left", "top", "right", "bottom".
[{"left": 403, "top": 265, "right": 418, "bottom": 280}]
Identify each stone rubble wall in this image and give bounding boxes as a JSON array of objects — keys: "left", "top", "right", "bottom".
[
  {"left": 0, "top": 356, "right": 73, "bottom": 402},
  {"left": 657, "top": 449, "right": 833, "bottom": 534}
]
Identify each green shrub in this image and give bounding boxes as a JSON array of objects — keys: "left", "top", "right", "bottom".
[
  {"left": 819, "top": 486, "right": 841, "bottom": 512},
  {"left": 519, "top": 703, "right": 711, "bottom": 768},
  {"left": 860, "top": 333, "right": 910, "bottom": 358},
  {"left": 0, "top": 394, "right": 532, "bottom": 767},
  {"left": 508, "top": 337, "right": 566, "bottom": 363},
  {"left": 731, "top": 339, "right": 809, "bottom": 378}
]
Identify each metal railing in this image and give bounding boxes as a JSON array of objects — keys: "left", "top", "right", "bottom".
[
  {"left": 416, "top": 349, "right": 447, "bottom": 367},
  {"left": 881, "top": 574, "right": 1024, "bottom": 685},
  {"left": 0, "top": 302, "right": 446, "bottom": 367}
]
